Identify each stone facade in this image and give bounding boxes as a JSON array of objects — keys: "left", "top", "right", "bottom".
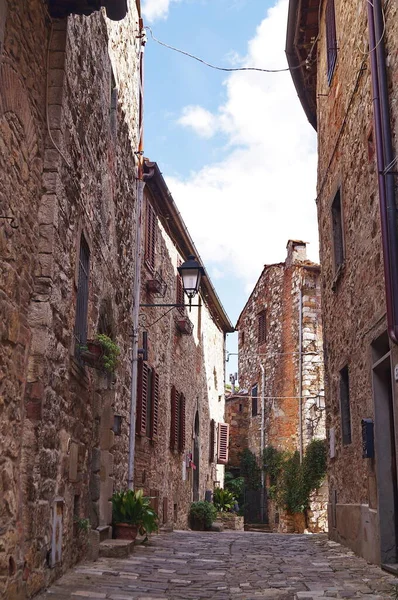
[
  {"left": 287, "top": 0, "right": 398, "bottom": 567},
  {"left": 225, "top": 393, "right": 250, "bottom": 469},
  {"left": 0, "top": 2, "right": 142, "bottom": 597},
  {"left": 134, "top": 161, "right": 233, "bottom": 531},
  {"left": 233, "top": 240, "right": 327, "bottom": 530}
]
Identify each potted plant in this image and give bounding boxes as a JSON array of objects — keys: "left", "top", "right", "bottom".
[
  {"left": 80, "top": 333, "right": 120, "bottom": 373},
  {"left": 213, "top": 488, "right": 236, "bottom": 512},
  {"left": 111, "top": 489, "right": 158, "bottom": 542},
  {"left": 189, "top": 501, "right": 217, "bottom": 531}
]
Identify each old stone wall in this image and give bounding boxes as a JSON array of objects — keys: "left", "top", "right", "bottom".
[
  {"left": 235, "top": 241, "right": 326, "bottom": 528},
  {"left": 315, "top": 0, "right": 398, "bottom": 565},
  {"left": 225, "top": 394, "right": 250, "bottom": 468},
  {"left": 1, "top": 2, "right": 140, "bottom": 597},
  {"left": 133, "top": 185, "right": 228, "bottom": 531}
]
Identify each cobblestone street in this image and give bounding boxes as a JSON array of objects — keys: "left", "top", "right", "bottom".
[{"left": 36, "top": 531, "right": 398, "bottom": 600}]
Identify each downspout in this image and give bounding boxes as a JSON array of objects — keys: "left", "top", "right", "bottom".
[
  {"left": 298, "top": 283, "right": 303, "bottom": 464},
  {"left": 367, "top": 0, "right": 398, "bottom": 344},
  {"left": 260, "top": 363, "right": 265, "bottom": 522},
  {"left": 128, "top": 24, "right": 147, "bottom": 489}
]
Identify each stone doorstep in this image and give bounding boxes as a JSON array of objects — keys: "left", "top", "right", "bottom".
[
  {"left": 99, "top": 539, "right": 135, "bottom": 559},
  {"left": 97, "top": 525, "right": 112, "bottom": 542}
]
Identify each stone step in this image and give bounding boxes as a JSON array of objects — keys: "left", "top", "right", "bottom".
[
  {"left": 97, "top": 525, "right": 112, "bottom": 542},
  {"left": 99, "top": 539, "right": 135, "bottom": 558},
  {"left": 244, "top": 523, "right": 272, "bottom": 533}
]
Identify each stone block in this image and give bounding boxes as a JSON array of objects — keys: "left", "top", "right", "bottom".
[
  {"left": 91, "top": 448, "right": 101, "bottom": 474},
  {"left": 90, "top": 474, "right": 101, "bottom": 502},
  {"left": 87, "top": 529, "right": 100, "bottom": 562},
  {"left": 98, "top": 539, "right": 134, "bottom": 559},
  {"left": 44, "top": 148, "right": 61, "bottom": 171},
  {"left": 47, "top": 105, "right": 62, "bottom": 130},
  {"left": 38, "top": 195, "right": 58, "bottom": 226},
  {"left": 69, "top": 442, "right": 79, "bottom": 482},
  {"left": 28, "top": 301, "right": 52, "bottom": 328}
]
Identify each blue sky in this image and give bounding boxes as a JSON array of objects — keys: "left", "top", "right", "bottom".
[{"left": 142, "top": 0, "right": 318, "bottom": 380}]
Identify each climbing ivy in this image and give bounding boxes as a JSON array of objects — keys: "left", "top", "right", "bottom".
[
  {"left": 263, "top": 439, "right": 327, "bottom": 514},
  {"left": 239, "top": 448, "right": 261, "bottom": 490}
]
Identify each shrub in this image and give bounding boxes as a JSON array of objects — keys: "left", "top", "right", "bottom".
[
  {"left": 96, "top": 333, "right": 120, "bottom": 373},
  {"left": 189, "top": 501, "right": 217, "bottom": 529},
  {"left": 111, "top": 489, "right": 158, "bottom": 539}
]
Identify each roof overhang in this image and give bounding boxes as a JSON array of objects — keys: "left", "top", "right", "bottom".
[
  {"left": 48, "top": 0, "right": 128, "bottom": 21},
  {"left": 286, "top": 0, "right": 320, "bottom": 130},
  {"left": 143, "top": 160, "right": 235, "bottom": 334}
]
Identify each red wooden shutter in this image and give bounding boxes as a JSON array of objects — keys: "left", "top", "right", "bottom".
[
  {"left": 151, "top": 370, "right": 159, "bottom": 440},
  {"left": 179, "top": 394, "right": 186, "bottom": 452},
  {"left": 170, "top": 386, "right": 178, "bottom": 450},
  {"left": 217, "top": 423, "right": 229, "bottom": 464},
  {"left": 137, "top": 360, "right": 148, "bottom": 436},
  {"left": 145, "top": 202, "right": 156, "bottom": 270},
  {"left": 209, "top": 418, "right": 216, "bottom": 462}
]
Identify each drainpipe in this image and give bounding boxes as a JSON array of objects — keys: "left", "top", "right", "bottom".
[
  {"left": 260, "top": 363, "right": 265, "bottom": 522},
  {"left": 367, "top": 0, "right": 398, "bottom": 344},
  {"left": 128, "top": 26, "right": 146, "bottom": 490},
  {"left": 298, "top": 284, "right": 303, "bottom": 464}
]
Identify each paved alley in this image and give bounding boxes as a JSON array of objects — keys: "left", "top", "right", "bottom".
[{"left": 36, "top": 531, "right": 398, "bottom": 600}]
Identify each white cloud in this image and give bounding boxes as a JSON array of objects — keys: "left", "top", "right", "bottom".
[
  {"left": 177, "top": 105, "right": 218, "bottom": 139},
  {"left": 169, "top": 0, "right": 318, "bottom": 284},
  {"left": 142, "top": 0, "right": 179, "bottom": 22}
]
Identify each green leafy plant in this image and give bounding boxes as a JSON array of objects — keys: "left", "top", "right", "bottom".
[
  {"left": 224, "top": 472, "right": 245, "bottom": 505},
  {"left": 262, "top": 440, "right": 327, "bottom": 514},
  {"left": 74, "top": 517, "right": 90, "bottom": 532},
  {"left": 95, "top": 333, "right": 120, "bottom": 373},
  {"left": 239, "top": 448, "right": 261, "bottom": 490},
  {"left": 189, "top": 501, "right": 217, "bottom": 529},
  {"left": 111, "top": 489, "right": 158, "bottom": 540},
  {"left": 213, "top": 487, "right": 236, "bottom": 512}
]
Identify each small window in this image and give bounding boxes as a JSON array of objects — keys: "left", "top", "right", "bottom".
[
  {"left": 239, "top": 403, "right": 243, "bottom": 413},
  {"left": 331, "top": 189, "right": 344, "bottom": 273},
  {"left": 240, "top": 330, "right": 245, "bottom": 346},
  {"left": 340, "top": 366, "right": 351, "bottom": 445},
  {"left": 258, "top": 311, "right": 266, "bottom": 345},
  {"left": 74, "top": 235, "right": 90, "bottom": 355},
  {"left": 251, "top": 384, "right": 258, "bottom": 417},
  {"left": 145, "top": 201, "right": 156, "bottom": 271},
  {"left": 326, "top": 0, "right": 337, "bottom": 84}
]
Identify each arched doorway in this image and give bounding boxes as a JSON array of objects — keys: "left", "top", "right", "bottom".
[{"left": 193, "top": 412, "right": 200, "bottom": 501}]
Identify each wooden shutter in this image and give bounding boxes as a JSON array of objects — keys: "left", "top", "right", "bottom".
[
  {"left": 326, "top": 0, "right": 337, "bottom": 84},
  {"left": 137, "top": 360, "right": 148, "bottom": 436},
  {"left": 209, "top": 418, "right": 216, "bottom": 462},
  {"left": 145, "top": 202, "right": 156, "bottom": 270},
  {"left": 217, "top": 423, "right": 229, "bottom": 465},
  {"left": 170, "top": 386, "right": 179, "bottom": 450},
  {"left": 151, "top": 370, "right": 159, "bottom": 440},
  {"left": 179, "top": 393, "right": 186, "bottom": 452}
]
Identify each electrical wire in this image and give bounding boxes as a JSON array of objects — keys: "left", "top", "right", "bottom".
[
  {"left": 358, "top": 0, "right": 386, "bottom": 55},
  {"left": 145, "top": 26, "right": 317, "bottom": 74}
]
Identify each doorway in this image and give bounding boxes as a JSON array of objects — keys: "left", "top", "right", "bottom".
[
  {"left": 372, "top": 337, "right": 398, "bottom": 564},
  {"left": 193, "top": 412, "right": 200, "bottom": 502}
]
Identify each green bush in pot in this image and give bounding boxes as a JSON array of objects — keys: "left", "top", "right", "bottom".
[
  {"left": 189, "top": 501, "right": 217, "bottom": 530},
  {"left": 112, "top": 489, "right": 158, "bottom": 542}
]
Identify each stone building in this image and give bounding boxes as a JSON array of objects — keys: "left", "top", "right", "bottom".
[
  {"left": 233, "top": 240, "right": 326, "bottom": 531},
  {"left": 135, "top": 160, "right": 233, "bottom": 530},
  {"left": 286, "top": 0, "right": 398, "bottom": 566}
]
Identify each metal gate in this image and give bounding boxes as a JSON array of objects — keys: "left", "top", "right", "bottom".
[{"left": 244, "top": 488, "right": 268, "bottom": 524}]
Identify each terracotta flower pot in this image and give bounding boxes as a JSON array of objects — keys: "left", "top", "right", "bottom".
[{"left": 113, "top": 523, "right": 138, "bottom": 540}]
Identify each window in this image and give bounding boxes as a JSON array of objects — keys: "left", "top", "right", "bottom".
[
  {"left": 332, "top": 189, "right": 344, "bottom": 273},
  {"left": 170, "top": 387, "right": 186, "bottom": 452},
  {"left": 240, "top": 330, "right": 245, "bottom": 347},
  {"left": 176, "top": 258, "right": 185, "bottom": 315},
  {"left": 258, "top": 311, "right": 266, "bottom": 345},
  {"left": 74, "top": 235, "right": 90, "bottom": 355},
  {"left": 326, "top": 0, "right": 337, "bottom": 84},
  {"left": 145, "top": 201, "right": 156, "bottom": 271},
  {"left": 340, "top": 365, "right": 351, "bottom": 445},
  {"left": 209, "top": 418, "right": 216, "bottom": 462},
  {"left": 239, "top": 403, "right": 243, "bottom": 413},
  {"left": 251, "top": 384, "right": 258, "bottom": 417},
  {"left": 137, "top": 361, "right": 159, "bottom": 440}
]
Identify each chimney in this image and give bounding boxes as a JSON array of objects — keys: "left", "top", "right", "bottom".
[{"left": 286, "top": 240, "right": 307, "bottom": 266}]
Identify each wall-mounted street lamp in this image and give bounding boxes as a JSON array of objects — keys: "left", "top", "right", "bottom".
[{"left": 141, "top": 255, "right": 205, "bottom": 311}]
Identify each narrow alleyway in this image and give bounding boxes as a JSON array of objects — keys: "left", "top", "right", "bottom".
[{"left": 36, "top": 531, "right": 398, "bottom": 600}]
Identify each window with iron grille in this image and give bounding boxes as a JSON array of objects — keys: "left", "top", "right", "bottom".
[
  {"left": 340, "top": 365, "right": 352, "bottom": 445},
  {"left": 332, "top": 188, "right": 345, "bottom": 273},
  {"left": 176, "top": 258, "right": 185, "bottom": 315},
  {"left": 326, "top": 0, "right": 337, "bottom": 85},
  {"left": 251, "top": 384, "right": 258, "bottom": 417},
  {"left": 74, "top": 235, "right": 90, "bottom": 355},
  {"left": 145, "top": 201, "right": 156, "bottom": 271},
  {"left": 258, "top": 311, "right": 266, "bottom": 345}
]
